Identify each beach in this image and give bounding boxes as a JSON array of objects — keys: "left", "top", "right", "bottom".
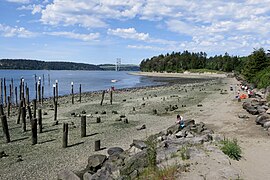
[{"left": 0, "top": 73, "right": 269, "bottom": 179}]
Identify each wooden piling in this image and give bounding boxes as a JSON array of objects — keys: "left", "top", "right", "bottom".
[
  {"left": 110, "top": 90, "right": 113, "bottom": 105},
  {"left": 31, "top": 118, "right": 37, "bottom": 145},
  {"left": 7, "top": 96, "right": 10, "bottom": 117},
  {"left": 56, "top": 80, "right": 58, "bottom": 101},
  {"left": 11, "top": 78, "right": 14, "bottom": 104},
  {"left": 81, "top": 115, "right": 86, "bottom": 137},
  {"left": 100, "top": 90, "right": 105, "bottom": 106},
  {"left": 79, "top": 84, "right": 81, "bottom": 103},
  {"left": 38, "top": 109, "right": 42, "bottom": 133},
  {"left": 0, "top": 78, "right": 3, "bottom": 105},
  {"left": 42, "top": 86, "right": 44, "bottom": 104},
  {"left": 33, "top": 99, "right": 37, "bottom": 118},
  {"left": 54, "top": 100, "right": 57, "bottom": 121},
  {"left": 38, "top": 81, "right": 41, "bottom": 103},
  {"left": 0, "top": 104, "right": 4, "bottom": 116},
  {"left": 17, "top": 100, "right": 23, "bottom": 124},
  {"left": 4, "top": 78, "right": 6, "bottom": 107},
  {"left": 22, "top": 106, "right": 26, "bottom": 132},
  {"left": 62, "top": 123, "right": 68, "bottom": 148},
  {"left": 1, "top": 115, "right": 10, "bottom": 143},
  {"left": 15, "top": 86, "right": 18, "bottom": 106},
  {"left": 35, "top": 82, "right": 37, "bottom": 100},
  {"left": 95, "top": 140, "right": 101, "bottom": 151},
  {"left": 26, "top": 87, "right": 29, "bottom": 106},
  {"left": 53, "top": 85, "right": 56, "bottom": 104},
  {"left": 71, "top": 82, "right": 74, "bottom": 104},
  {"left": 27, "top": 105, "right": 32, "bottom": 120}
]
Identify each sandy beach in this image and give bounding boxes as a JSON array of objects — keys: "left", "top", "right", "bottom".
[{"left": 0, "top": 72, "right": 269, "bottom": 179}]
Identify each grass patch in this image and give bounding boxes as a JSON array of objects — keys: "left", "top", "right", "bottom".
[
  {"left": 179, "top": 146, "right": 190, "bottom": 161},
  {"left": 267, "top": 94, "right": 270, "bottom": 103},
  {"left": 220, "top": 138, "right": 242, "bottom": 161},
  {"left": 137, "top": 165, "right": 179, "bottom": 180},
  {"left": 188, "top": 69, "right": 223, "bottom": 74}
]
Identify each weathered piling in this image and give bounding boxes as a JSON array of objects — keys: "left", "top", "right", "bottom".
[
  {"left": 1, "top": 115, "right": 11, "bottom": 143},
  {"left": 95, "top": 140, "right": 101, "bottom": 151},
  {"left": 4, "top": 78, "right": 6, "bottom": 107},
  {"left": 53, "top": 84, "right": 56, "bottom": 104},
  {"left": 38, "top": 78, "right": 41, "bottom": 103},
  {"left": 15, "top": 86, "right": 18, "bottom": 106},
  {"left": 31, "top": 118, "right": 37, "bottom": 145},
  {"left": 54, "top": 100, "right": 57, "bottom": 121},
  {"left": 33, "top": 99, "right": 37, "bottom": 118},
  {"left": 17, "top": 100, "right": 23, "bottom": 124},
  {"left": 110, "top": 90, "right": 113, "bottom": 105},
  {"left": 42, "top": 86, "right": 44, "bottom": 104},
  {"left": 81, "top": 115, "right": 86, "bottom": 137},
  {"left": 55, "top": 80, "right": 58, "bottom": 101},
  {"left": 22, "top": 106, "right": 26, "bottom": 132},
  {"left": 71, "top": 82, "right": 74, "bottom": 104},
  {"left": 27, "top": 105, "right": 32, "bottom": 120},
  {"left": 79, "top": 84, "right": 81, "bottom": 103},
  {"left": 35, "top": 81, "right": 37, "bottom": 100},
  {"left": 7, "top": 96, "right": 10, "bottom": 116},
  {"left": 38, "top": 109, "right": 42, "bottom": 133},
  {"left": 0, "top": 104, "right": 4, "bottom": 115},
  {"left": 100, "top": 90, "right": 105, "bottom": 105},
  {"left": 0, "top": 78, "right": 3, "bottom": 105},
  {"left": 11, "top": 78, "right": 14, "bottom": 104},
  {"left": 62, "top": 123, "right": 68, "bottom": 148},
  {"left": 26, "top": 87, "right": 29, "bottom": 106}
]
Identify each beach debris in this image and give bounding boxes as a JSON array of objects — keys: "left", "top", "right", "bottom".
[
  {"left": 136, "top": 124, "right": 146, "bottom": 131},
  {"left": 141, "top": 103, "right": 145, "bottom": 106},
  {"left": 96, "top": 117, "right": 101, "bottom": 123},
  {"left": 95, "top": 111, "right": 99, "bottom": 114},
  {"left": 238, "top": 114, "right": 249, "bottom": 119},
  {"left": 71, "top": 112, "right": 76, "bottom": 116},
  {"left": 101, "top": 111, "right": 106, "bottom": 115},
  {"left": 197, "top": 104, "right": 203, "bottom": 107},
  {"left": 52, "top": 120, "right": 58, "bottom": 126},
  {"left": 81, "top": 116, "right": 86, "bottom": 137},
  {"left": 123, "top": 99, "right": 126, "bottom": 102},
  {"left": 81, "top": 110, "right": 86, "bottom": 114},
  {"left": 0, "top": 151, "right": 8, "bottom": 158},
  {"left": 133, "top": 107, "right": 136, "bottom": 111},
  {"left": 62, "top": 123, "right": 68, "bottom": 148},
  {"left": 95, "top": 140, "right": 101, "bottom": 151},
  {"left": 112, "top": 110, "right": 118, "bottom": 114},
  {"left": 87, "top": 154, "right": 107, "bottom": 172},
  {"left": 43, "top": 112, "right": 48, "bottom": 115},
  {"left": 123, "top": 118, "right": 129, "bottom": 124},
  {"left": 120, "top": 115, "right": 126, "bottom": 118},
  {"left": 16, "top": 155, "right": 23, "bottom": 162},
  {"left": 153, "top": 109, "right": 157, "bottom": 114}
]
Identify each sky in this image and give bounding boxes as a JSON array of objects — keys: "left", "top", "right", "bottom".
[{"left": 0, "top": 0, "right": 270, "bottom": 65}]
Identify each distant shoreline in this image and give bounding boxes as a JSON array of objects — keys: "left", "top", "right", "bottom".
[{"left": 129, "top": 71, "right": 227, "bottom": 78}]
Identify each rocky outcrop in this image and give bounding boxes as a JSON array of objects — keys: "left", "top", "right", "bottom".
[{"left": 58, "top": 120, "right": 240, "bottom": 180}]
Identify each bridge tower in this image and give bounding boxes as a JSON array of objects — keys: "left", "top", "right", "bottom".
[{"left": 116, "top": 58, "right": 121, "bottom": 71}]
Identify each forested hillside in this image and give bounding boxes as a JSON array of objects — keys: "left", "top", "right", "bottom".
[
  {"left": 0, "top": 59, "right": 102, "bottom": 70},
  {"left": 140, "top": 48, "right": 270, "bottom": 88}
]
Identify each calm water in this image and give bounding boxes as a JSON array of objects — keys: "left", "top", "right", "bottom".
[
  {"left": 0, "top": 70, "right": 212, "bottom": 103},
  {"left": 0, "top": 70, "right": 165, "bottom": 102}
]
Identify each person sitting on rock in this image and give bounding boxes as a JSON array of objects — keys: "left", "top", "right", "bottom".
[{"left": 176, "top": 114, "right": 185, "bottom": 128}]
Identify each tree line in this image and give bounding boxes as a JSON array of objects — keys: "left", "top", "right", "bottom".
[{"left": 140, "top": 48, "right": 270, "bottom": 88}]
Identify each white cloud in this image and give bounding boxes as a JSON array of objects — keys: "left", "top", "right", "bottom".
[
  {"left": 0, "top": 24, "right": 35, "bottom": 38},
  {"left": 18, "top": 4, "right": 43, "bottom": 14},
  {"left": 46, "top": 31, "right": 100, "bottom": 41},
  {"left": 108, "top": 28, "right": 149, "bottom": 41},
  {"left": 127, "top": 45, "right": 165, "bottom": 51},
  {"left": 6, "top": 0, "right": 30, "bottom": 3}
]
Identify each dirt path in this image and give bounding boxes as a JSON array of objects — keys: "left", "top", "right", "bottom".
[{"left": 190, "top": 77, "right": 270, "bottom": 180}]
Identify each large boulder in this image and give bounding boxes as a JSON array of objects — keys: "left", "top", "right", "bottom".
[
  {"left": 166, "top": 124, "right": 180, "bottom": 135},
  {"left": 87, "top": 154, "right": 107, "bottom": 172},
  {"left": 255, "top": 114, "right": 270, "bottom": 125},
  {"left": 257, "top": 106, "right": 267, "bottom": 114},
  {"left": 246, "top": 106, "right": 259, "bottom": 115},
  {"left": 263, "top": 121, "right": 270, "bottom": 128},
  {"left": 58, "top": 169, "right": 80, "bottom": 180},
  {"left": 107, "top": 147, "right": 124, "bottom": 156},
  {"left": 120, "top": 150, "right": 148, "bottom": 177},
  {"left": 242, "top": 102, "right": 252, "bottom": 110}
]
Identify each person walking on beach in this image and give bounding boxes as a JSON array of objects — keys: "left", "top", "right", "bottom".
[{"left": 176, "top": 114, "right": 185, "bottom": 128}]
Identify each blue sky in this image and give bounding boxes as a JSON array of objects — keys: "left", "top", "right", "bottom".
[{"left": 0, "top": 0, "right": 270, "bottom": 65}]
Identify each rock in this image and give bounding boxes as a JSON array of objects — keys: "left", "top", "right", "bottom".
[
  {"left": 43, "top": 112, "right": 48, "bottom": 115},
  {"left": 255, "top": 114, "right": 270, "bottom": 125},
  {"left": 267, "top": 109, "right": 270, "bottom": 114},
  {"left": 184, "top": 119, "right": 195, "bottom": 127},
  {"left": 166, "top": 124, "right": 180, "bottom": 135},
  {"left": 107, "top": 147, "right": 124, "bottom": 156},
  {"left": 87, "top": 154, "right": 107, "bottom": 172},
  {"left": 175, "top": 131, "right": 186, "bottom": 138},
  {"left": 52, "top": 121, "right": 59, "bottom": 126},
  {"left": 123, "top": 118, "right": 129, "bottom": 124},
  {"left": 83, "top": 172, "right": 92, "bottom": 180},
  {"left": 263, "top": 121, "right": 270, "bottom": 128},
  {"left": 112, "top": 111, "right": 118, "bottom": 114},
  {"left": 58, "top": 169, "right": 80, "bottom": 180},
  {"left": 127, "top": 146, "right": 142, "bottom": 156},
  {"left": 238, "top": 114, "right": 249, "bottom": 119},
  {"left": 101, "top": 111, "right": 106, "bottom": 115},
  {"left": 197, "top": 104, "right": 203, "bottom": 107},
  {"left": 136, "top": 124, "right": 146, "bottom": 131},
  {"left": 261, "top": 105, "right": 269, "bottom": 110},
  {"left": 120, "top": 150, "right": 148, "bottom": 177},
  {"left": 197, "top": 122, "right": 205, "bottom": 133},
  {"left": 257, "top": 106, "right": 266, "bottom": 114},
  {"left": 115, "top": 118, "right": 121, "bottom": 121},
  {"left": 81, "top": 110, "right": 86, "bottom": 114},
  {"left": 242, "top": 102, "right": 252, "bottom": 110},
  {"left": 90, "top": 167, "right": 113, "bottom": 180},
  {"left": 130, "top": 140, "right": 147, "bottom": 150},
  {"left": 246, "top": 106, "right": 259, "bottom": 115},
  {"left": 186, "top": 132, "right": 194, "bottom": 138},
  {"left": 0, "top": 151, "right": 8, "bottom": 158},
  {"left": 71, "top": 112, "right": 76, "bottom": 116},
  {"left": 120, "top": 115, "right": 126, "bottom": 118}
]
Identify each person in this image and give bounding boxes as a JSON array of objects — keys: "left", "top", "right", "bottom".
[{"left": 176, "top": 114, "right": 185, "bottom": 128}]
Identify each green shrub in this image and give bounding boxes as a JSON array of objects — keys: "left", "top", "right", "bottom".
[
  {"left": 138, "top": 165, "right": 178, "bottom": 180},
  {"left": 220, "top": 138, "right": 242, "bottom": 161},
  {"left": 145, "top": 136, "right": 157, "bottom": 169},
  {"left": 179, "top": 146, "right": 190, "bottom": 161},
  {"left": 256, "top": 67, "right": 270, "bottom": 88}
]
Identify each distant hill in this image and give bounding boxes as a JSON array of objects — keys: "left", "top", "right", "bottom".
[
  {"left": 0, "top": 59, "right": 102, "bottom": 70},
  {"left": 98, "top": 64, "right": 140, "bottom": 71}
]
